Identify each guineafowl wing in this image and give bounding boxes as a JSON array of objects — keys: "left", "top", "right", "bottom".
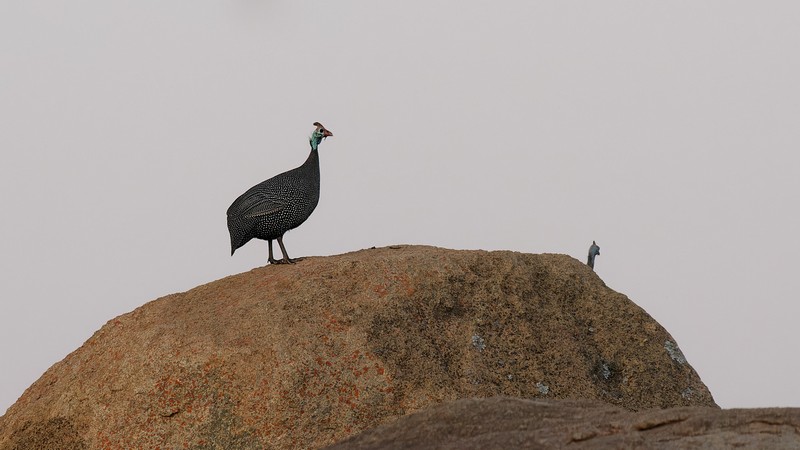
[
  {"left": 228, "top": 189, "right": 287, "bottom": 219},
  {"left": 242, "top": 198, "right": 286, "bottom": 219}
]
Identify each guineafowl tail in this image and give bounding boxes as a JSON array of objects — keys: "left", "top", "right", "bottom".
[
  {"left": 227, "top": 217, "right": 254, "bottom": 256},
  {"left": 229, "top": 234, "right": 253, "bottom": 256}
]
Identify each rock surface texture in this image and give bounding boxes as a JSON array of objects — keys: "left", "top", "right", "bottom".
[
  {"left": 0, "top": 246, "right": 715, "bottom": 449},
  {"left": 326, "top": 396, "right": 800, "bottom": 449}
]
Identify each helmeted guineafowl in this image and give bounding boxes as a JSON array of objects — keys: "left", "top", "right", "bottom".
[
  {"left": 587, "top": 240, "right": 600, "bottom": 270},
  {"left": 227, "top": 122, "right": 333, "bottom": 264}
]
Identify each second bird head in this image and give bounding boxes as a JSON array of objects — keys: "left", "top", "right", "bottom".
[{"left": 310, "top": 122, "right": 333, "bottom": 151}]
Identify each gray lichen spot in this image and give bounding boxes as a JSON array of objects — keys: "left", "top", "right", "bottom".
[
  {"left": 664, "top": 340, "right": 687, "bottom": 364},
  {"left": 682, "top": 387, "right": 694, "bottom": 399},
  {"left": 600, "top": 362, "right": 612, "bottom": 380},
  {"left": 471, "top": 334, "right": 486, "bottom": 351},
  {"left": 593, "top": 359, "right": 617, "bottom": 383},
  {"left": 536, "top": 382, "right": 550, "bottom": 395}
]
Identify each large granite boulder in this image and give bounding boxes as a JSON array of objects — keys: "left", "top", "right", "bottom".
[{"left": 0, "top": 246, "right": 715, "bottom": 449}]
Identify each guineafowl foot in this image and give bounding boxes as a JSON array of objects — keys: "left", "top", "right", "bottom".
[
  {"left": 266, "top": 240, "right": 296, "bottom": 265},
  {"left": 270, "top": 257, "right": 300, "bottom": 265},
  {"left": 272, "top": 237, "right": 302, "bottom": 265}
]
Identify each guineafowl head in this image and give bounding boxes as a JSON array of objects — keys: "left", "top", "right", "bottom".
[{"left": 309, "top": 122, "right": 333, "bottom": 151}]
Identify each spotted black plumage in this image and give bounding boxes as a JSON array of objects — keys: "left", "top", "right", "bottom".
[
  {"left": 587, "top": 240, "right": 600, "bottom": 270},
  {"left": 227, "top": 122, "right": 333, "bottom": 264}
]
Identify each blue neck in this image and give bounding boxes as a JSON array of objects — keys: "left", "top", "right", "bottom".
[{"left": 310, "top": 132, "right": 324, "bottom": 151}]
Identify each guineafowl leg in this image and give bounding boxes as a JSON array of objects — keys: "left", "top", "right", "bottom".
[
  {"left": 275, "top": 236, "right": 303, "bottom": 264},
  {"left": 267, "top": 240, "right": 281, "bottom": 265}
]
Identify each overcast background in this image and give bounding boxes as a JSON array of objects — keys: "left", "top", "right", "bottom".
[{"left": 2, "top": 1, "right": 799, "bottom": 414}]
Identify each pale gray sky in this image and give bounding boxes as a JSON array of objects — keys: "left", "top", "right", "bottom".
[{"left": 2, "top": 1, "right": 799, "bottom": 414}]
